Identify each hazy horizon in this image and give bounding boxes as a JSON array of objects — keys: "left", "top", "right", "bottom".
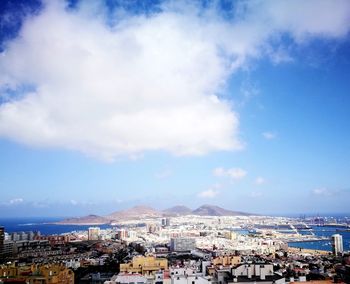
[
  {"left": 1, "top": 203, "right": 350, "bottom": 219},
  {"left": 1, "top": 0, "right": 350, "bottom": 218}
]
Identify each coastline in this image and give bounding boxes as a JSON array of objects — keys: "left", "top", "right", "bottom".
[
  {"left": 47, "top": 221, "right": 110, "bottom": 226},
  {"left": 288, "top": 247, "right": 330, "bottom": 255}
]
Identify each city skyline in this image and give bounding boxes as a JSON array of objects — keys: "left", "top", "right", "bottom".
[{"left": 1, "top": 0, "right": 350, "bottom": 217}]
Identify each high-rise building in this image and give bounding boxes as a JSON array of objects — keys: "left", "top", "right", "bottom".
[
  {"left": 28, "top": 231, "right": 35, "bottom": 241},
  {"left": 161, "top": 218, "right": 171, "bottom": 227},
  {"left": 116, "top": 229, "right": 128, "bottom": 240},
  {"left": 88, "top": 227, "right": 100, "bottom": 241},
  {"left": 0, "top": 226, "right": 4, "bottom": 256},
  {"left": 332, "top": 234, "right": 343, "bottom": 255},
  {"left": 147, "top": 223, "right": 158, "bottom": 233},
  {"left": 20, "top": 231, "right": 28, "bottom": 241},
  {"left": 11, "top": 232, "right": 19, "bottom": 241}
]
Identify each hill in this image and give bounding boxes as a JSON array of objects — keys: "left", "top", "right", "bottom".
[
  {"left": 192, "top": 204, "right": 251, "bottom": 216},
  {"left": 55, "top": 214, "right": 109, "bottom": 225},
  {"left": 162, "top": 205, "right": 193, "bottom": 216},
  {"left": 106, "top": 205, "right": 161, "bottom": 220},
  {"left": 56, "top": 204, "right": 252, "bottom": 225}
]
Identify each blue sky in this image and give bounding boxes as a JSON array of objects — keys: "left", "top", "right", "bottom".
[{"left": 0, "top": 0, "right": 350, "bottom": 217}]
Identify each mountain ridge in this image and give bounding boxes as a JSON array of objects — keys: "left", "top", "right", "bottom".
[
  {"left": 192, "top": 204, "right": 252, "bottom": 216},
  {"left": 57, "top": 204, "right": 253, "bottom": 224},
  {"left": 54, "top": 214, "right": 108, "bottom": 225},
  {"left": 106, "top": 205, "right": 162, "bottom": 220}
]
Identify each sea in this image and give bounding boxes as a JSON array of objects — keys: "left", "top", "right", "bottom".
[
  {"left": 1, "top": 218, "right": 349, "bottom": 252},
  {"left": 288, "top": 226, "right": 350, "bottom": 252},
  {"left": 0, "top": 217, "right": 114, "bottom": 235}
]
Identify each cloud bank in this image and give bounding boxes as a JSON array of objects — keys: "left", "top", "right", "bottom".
[
  {"left": 8, "top": 198, "right": 24, "bottom": 205},
  {"left": 213, "top": 167, "right": 247, "bottom": 180},
  {"left": 198, "top": 184, "right": 222, "bottom": 198},
  {"left": 0, "top": 0, "right": 350, "bottom": 160}
]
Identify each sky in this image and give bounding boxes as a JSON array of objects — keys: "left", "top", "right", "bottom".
[{"left": 0, "top": 0, "right": 350, "bottom": 217}]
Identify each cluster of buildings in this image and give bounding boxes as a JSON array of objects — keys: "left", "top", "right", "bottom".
[
  {"left": 1, "top": 215, "right": 350, "bottom": 283},
  {"left": 0, "top": 226, "right": 76, "bottom": 260},
  {"left": 105, "top": 252, "right": 345, "bottom": 284}
]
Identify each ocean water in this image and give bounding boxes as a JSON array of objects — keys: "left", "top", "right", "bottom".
[
  {"left": 288, "top": 226, "right": 350, "bottom": 251},
  {"left": 0, "top": 217, "right": 114, "bottom": 235}
]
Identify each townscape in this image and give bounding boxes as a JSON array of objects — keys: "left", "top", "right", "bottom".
[
  {"left": 1, "top": 0, "right": 350, "bottom": 283},
  {"left": 1, "top": 205, "right": 350, "bottom": 283}
]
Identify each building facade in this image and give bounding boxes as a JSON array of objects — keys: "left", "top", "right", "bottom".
[
  {"left": 120, "top": 256, "right": 168, "bottom": 276},
  {"left": 332, "top": 234, "right": 343, "bottom": 255},
  {"left": 88, "top": 227, "right": 101, "bottom": 241},
  {"left": 0, "top": 227, "right": 4, "bottom": 257},
  {"left": 170, "top": 238, "right": 196, "bottom": 252}
]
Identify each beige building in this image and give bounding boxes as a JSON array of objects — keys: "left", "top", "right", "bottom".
[
  {"left": 212, "top": 255, "right": 241, "bottom": 266},
  {"left": 120, "top": 256, "right": 168, "bottom": 275},
  {"left": 207, "top": 256, "right": 241, "bottom": 276},
  {"left": 88, "top": 227, "right": 100, "bottom": 241}
]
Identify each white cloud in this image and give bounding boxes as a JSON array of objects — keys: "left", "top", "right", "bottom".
[
  {"left": 312, "top": 188, "right": 337, "bottom": 197},
  {"left": 197, "top": 183, "right": 221, "bottom": 198},
  {"left": 70, "top": 199, "right": 78, "bottom": 205},
  {"left": 70, "top": 199, "right": 103, "bottom": 206},
  {"left": 198, "top": 189, "right": 219, "bottom": 198},
  {"left": 0, "top": 0, "right": 350, "bottom": 160},
  {"left": 213, "top": 167, "right": 225, "bottom": 177},
  {"left": 250, "top": 191, "right": 263, "bottom": 198},
  {"left": 262, "top": 132, "right": 277, "bottom": 140},
  {"left": 239, "top": 80, "right": 260, "bottom": 105},
  {"left": 0, "top": 1, "right": 242, "bottom": 160},
  {"left": 255, "top": 177, "right": 266, "bottom": 185},
  {"left": 9, "top": 198, "right": 24, "bottom": 205},
  {"left": 213, "top": 167, "right": 247, "bottom": 180},
  {"left": 245, "top": 0, "right": 350, "bottom": 42}
]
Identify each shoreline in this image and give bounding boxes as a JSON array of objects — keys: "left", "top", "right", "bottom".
[
  {"left": 288, "top": 247, "right": 330, "bottom": 255},
  {"left": 287, "top": 238, "right": 330, "bottom": 243},
  {"left": 46, "top": 222, "right": 110, "bottom": 226}
]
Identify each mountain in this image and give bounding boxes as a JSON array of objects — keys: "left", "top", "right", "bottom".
[
  {"left": 106, "top": 205, "right": 162, "bottom": 221},
  {"left": 192, "top": 204, "right": 251, "bottom": 216},
  {"left": 56, "top": 214, "right": 109, "bottom": 225},
  {"left": 56, "top": 204, "right": 252, "bottom": 225},
  {"left": 163, "top": 205, "right": 193, "bottom": 216}
]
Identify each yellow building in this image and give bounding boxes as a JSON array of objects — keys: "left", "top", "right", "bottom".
[
  {"left": 0, "top": 263, "right": 74, "bottom": 284},
  {"left": 207, "top": 256, "right": 241, "bottom": 276},
  {"left": 120, "top": 256, "right": 168, "bottom": 275},
  {"left": 230, "top": 232, "right": 238, "bottom": 240},
  {"left": 212, "top": 255, "right": 241, "bottom": 266}
]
